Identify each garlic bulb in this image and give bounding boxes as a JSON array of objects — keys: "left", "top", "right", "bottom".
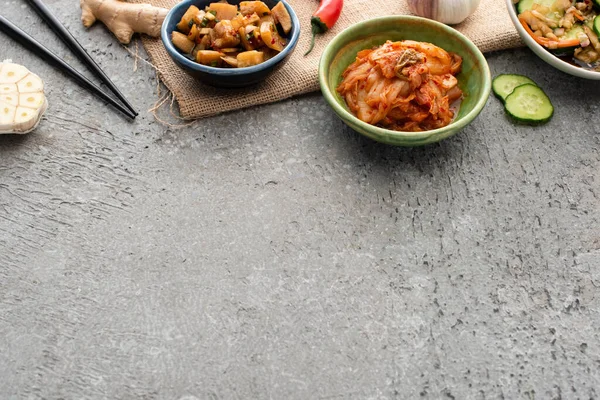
[
  {"left": 0, "top": 60, "right": 47, "bottom": 134},
  {"left": 407, "top": 0, "right": 482, "bottom": 25}
]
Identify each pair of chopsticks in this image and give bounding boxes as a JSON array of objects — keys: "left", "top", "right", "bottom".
[{"left": 0, "top": 0, "right": 137, "bottom": 119}]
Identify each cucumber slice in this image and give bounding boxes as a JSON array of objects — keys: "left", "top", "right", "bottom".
[
  {"left": 504, "top": 84, "right": 554, "bottom": 124},
  {"left": 517, "top": 0, "right": 555, "bottom": 15},
  {"left": 550, "top": 23, "right": 584, "bottom": 56},
  {"left": 564, "top": 23, "right": 585, "bottom": 40},
  {"left": 594, "top": 15, "right": 600, "bottom": 37},
  {"left": 492, "top": 74, "right": 537, "bottom": 102}
]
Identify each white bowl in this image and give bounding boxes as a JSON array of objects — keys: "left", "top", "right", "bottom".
[{"left": 506, "top": 0, "right": 600, "bottom": 80}]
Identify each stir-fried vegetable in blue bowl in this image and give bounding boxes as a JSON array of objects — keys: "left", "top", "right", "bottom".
[
  {"left": 161, "top": 0, "right": 300, "bottom": 87},
  {"left": 506, "top": 0, "right": 600, "bottom": 79}
]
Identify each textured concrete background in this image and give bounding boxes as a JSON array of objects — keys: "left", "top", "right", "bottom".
[{"left": 1, "top": 1, "right": 600, "bottom": 399}]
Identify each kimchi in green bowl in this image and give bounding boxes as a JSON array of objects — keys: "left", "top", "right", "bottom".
[{"left": 318, "top": 16, "right": 491, "bottom": 147}]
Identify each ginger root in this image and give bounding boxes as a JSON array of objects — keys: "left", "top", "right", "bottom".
[{"left": 80, "top": 0, "right": 169, "bottom": 44}]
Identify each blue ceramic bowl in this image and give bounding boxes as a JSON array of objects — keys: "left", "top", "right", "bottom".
[{"left": 161, "top": 0, "right": 300, "bottom": 88}]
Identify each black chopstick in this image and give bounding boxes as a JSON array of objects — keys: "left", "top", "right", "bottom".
[
  {"left": 0, "top": 15, "right": 136, "bottom": 120},
  {"left": 26, "top": 0, "right": 138, "bottom": 117}
]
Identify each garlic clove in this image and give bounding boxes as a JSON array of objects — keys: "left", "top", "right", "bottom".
[
  {"left": 15, "top": 106, "right": 40, "bottom": 126},
  {"left": 0, "top": 103, "right": 17, "bottom": 127},
  {"left": 19, "top": 92, "right": 45, "bottom": 109},
  {"left": 0, "top": 63, "right": 30, "bottom": 84},
  {"left": 17, "top": 73, "right": 44, "bottom": 93},
  {"left": 0, "top": 83, "right": 17, "bottom": 94},
  {"left": 0, "top": 94, "right": 19, "bottom": 106},
  {"left": 407, "top": 0, "right": 482, "bottom": 25}
]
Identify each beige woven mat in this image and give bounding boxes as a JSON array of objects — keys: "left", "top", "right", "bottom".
[{"left": 137, "top": 0, "right": 523, "bottom": 119}]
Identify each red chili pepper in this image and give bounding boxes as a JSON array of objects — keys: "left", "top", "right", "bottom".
[{"left": 305, "top": 0, "right": 343, "bottom": 56}]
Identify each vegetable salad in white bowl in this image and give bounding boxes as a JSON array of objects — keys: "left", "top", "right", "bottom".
[{"left": 506, "top": 0, "right": 600, "bottom": 79}]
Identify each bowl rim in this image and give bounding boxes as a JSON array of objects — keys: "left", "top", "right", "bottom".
[
  {"left": 318, "top": 15, "right": 492, "bottom": 141},
  {"left": 160, "top": 0, "right": 300, "bottom": 76},
  {"left": 505, "top": 0, "right": 600, "bottom": 80}
]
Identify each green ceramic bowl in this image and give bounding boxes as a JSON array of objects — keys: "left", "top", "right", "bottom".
[{"left": 318, "top": 16, "right": 491, "bottom": 146}]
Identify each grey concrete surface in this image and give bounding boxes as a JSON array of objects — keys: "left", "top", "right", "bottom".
[{"left": 1, "top": 1, "right": 600, "bottom": 399}]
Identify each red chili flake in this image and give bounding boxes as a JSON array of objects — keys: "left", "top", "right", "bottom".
[{"left": 271, "top": 38, "right": 276, "bottom": 44}]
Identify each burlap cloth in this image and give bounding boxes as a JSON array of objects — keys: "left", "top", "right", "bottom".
[{"left": 137, "top": 0, "right": 523, "bottom": 119}]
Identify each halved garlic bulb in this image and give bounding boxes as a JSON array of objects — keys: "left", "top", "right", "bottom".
[
  {"left": 0, "top": 61, "right": 47, "bottom": 134},
  {"left": 407, "top": 0, "right": 482, "bottom": 25}
]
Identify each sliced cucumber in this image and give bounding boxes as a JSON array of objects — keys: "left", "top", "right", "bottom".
[
  {"left": 492, "top": 74, "right": 537, "bottom": 102},
  {"left": 563, "top": 23, "right": 585, "bottom": 40},
  {"left": 550, "top": 23, "right": 584, "bottom": 56},
  {"left": 517, "top": 0, "right": 555, "bottom": 15},
  {"left": 594, "top": 15, "right": 600, "bottom": 37},
  {"left": 504, "top": 83, "right": 554, "bottom": 124}
]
